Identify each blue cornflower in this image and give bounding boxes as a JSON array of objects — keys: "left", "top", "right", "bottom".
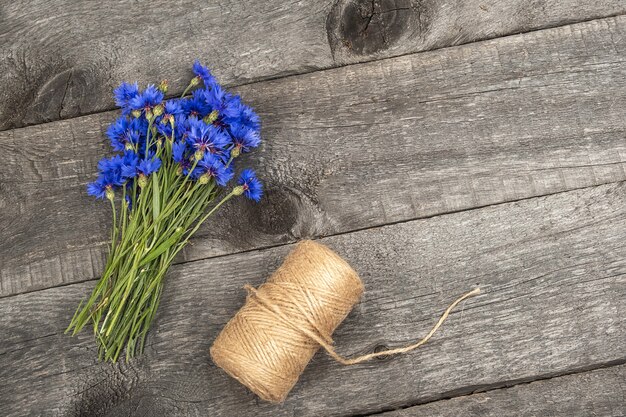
[
  {"left": 120, "top": 150, "right": 140, "bottom": 178},
  {"left": 163, "top": 100, "right": 183, "bottom": 118},
  {"left": 97, "top": 155, "right": 126, "bottom": 186},
  {"left": 156, "top": 112, "right": 186, "bottom": 139},
  {"left": 138, "top": 155, "right": 162, "bottom": 176},
  {"left": 237, "top": 169, "right": 263, "bottom": 202},
  {"left": 203, "top": 85, "right": 240, "bottom": 120},
  {"left": 129, "top": 84, "right": 164, "bottom": 114},
  {"left": 121, "top": 152, "right": 161, "bottom": 188},
  {"left": 88, "top": 154, "right": 132, "bottom": 200},
  {"left": 113, "top": 82, "right": 140, "bottom": 113},
  {"left": 224, "top": 103, "right": 261, "bottom": 131},
  {"left": 186, "top": 117, "right": 229, "bottom": 158},
  {"left": 180, "top": 158, "right": 194, "bottom": 177},
  {"left": 182, "top": 89, "right": 212, "bottom": 118},
  {"left": 106, "top": 117, "right": 131, "bottom": 151},
  {"left": 192, "top": 60, "right": 217, "bottom": 86},
  {"left": 229, "top": 124, "right": 260, "bottom": 156},
  {"left": 197, "top": 154, "right": 233, "bottom": 186},
  {"left": 106, "top": 117, "right": 147, "bottom": 151},
  {"left": 157, "top": 99, "right": 184, "bottom": 127},
  {"left": 172, "top": 140, "right": 188, "bottom": 163},
  {"left": 241, "top": 106, "right": 261, "bottom": 131},
  {"left": 87, "top": 176, "right": 114, "bottom": 200},
  {"left": 155, "top": 121, "right": 171, "bottom": 138},
  {"left": 217, "top": 148, "right": 231, "bottom": 165}
]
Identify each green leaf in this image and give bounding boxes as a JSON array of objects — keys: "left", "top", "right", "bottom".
[
  {"left": 152, "top": 174, "right": 161, "bottom": 222},
  {"left": 139, "top": 229, "right": 183, "bottom": 267}
]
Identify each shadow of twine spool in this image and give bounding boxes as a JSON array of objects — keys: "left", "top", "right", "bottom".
[{"left": 210, "top": 240, "right": 479, "bottom": 403}]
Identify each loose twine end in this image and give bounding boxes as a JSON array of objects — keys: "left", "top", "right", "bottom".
[{"left": 317, "top": 287, "right": 481, "bottom": 365}]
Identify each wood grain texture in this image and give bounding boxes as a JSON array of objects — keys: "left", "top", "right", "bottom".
[
  {"left": 0, "top": 0, "right": 624, "bottom": 130},
  {"left": 378, "top": 365, "right": 626, "bottom": 417},
  {"left": 1, "top": 182, "right": 625, "bottom": 417},
  {"left": 2, "top": 17, "right": 625, "bottom": 297}
]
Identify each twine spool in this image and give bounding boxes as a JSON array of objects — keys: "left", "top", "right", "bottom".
[{"left": 210, "top": 240, "right": 480, "bottom": 403}]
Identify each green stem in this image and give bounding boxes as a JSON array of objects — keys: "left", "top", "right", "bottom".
[
  {"left": 180, "top": 78, "right": 199, "bottom": 98},
  {"left": 68, "top": 121, "right": 245, "bottom": 361},
  {"left": 110, "top": 198, "right": 117, "bottom": 254},
  {"left": 175, "top": 189, "right": 236, "bottom": 253}
]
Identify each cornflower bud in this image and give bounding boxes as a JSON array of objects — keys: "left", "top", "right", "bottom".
[
  {"left": 145, "top": 109, "right": 154, "bottom": 121},
  {"left": 232, "top": 185, "right": 245, "bottom": 196},
  {"left": 105, "top": 187, "right": 115, "bottom": 201},
  {"left": 169, "top": 116, "right": 176, "bottom": 133},
  {"left": 153, "top": 104, "right": 164, "bottom": 117},
  {"left": 194, "top": 149, "right": 204, "bottom": 161},
  {"left": 176, "top": 165, "right": 183, "bottom": 176},
  {"left": 125, "top": 142, "right": 134, "bottom": 151},
  {"left": 198, "top": 173, "right": 211, "bottom": 184},
  {"left": 138, "top": 174, "right": 148, "bottom": 188},
  {"left": 132, "top": 109, "right": 142, "bottom": 118},
  {"left": 190, "top": 76, "right": 200, "bottom": 87},
  {"left": 230, "top": 146, "right": 241, "bottom": 158},
  {"left": 158, "top": 79, "right": 169, "bottom": 93},
  {"left": 207, "top": 109, "right": 219, "bottom": 123}
]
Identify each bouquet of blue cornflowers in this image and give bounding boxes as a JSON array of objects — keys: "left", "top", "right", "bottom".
[{"left": 67, "top": 61, "right": 263, "bottom": 362}]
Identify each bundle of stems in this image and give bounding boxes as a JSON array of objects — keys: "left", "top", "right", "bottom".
[
  {"left": 66, "top": 61, "right": 262, "bottom": 362},
  {"left": 68, "top": 123, "right": 238, "bottom": 362}
]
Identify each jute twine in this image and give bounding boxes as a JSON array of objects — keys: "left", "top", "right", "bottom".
[{"left": 210, "top": 240, "right": 480, "bottom": 403}]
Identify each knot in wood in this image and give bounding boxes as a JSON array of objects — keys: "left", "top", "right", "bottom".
[{"left": 327, "top": 0, "right": 421, "bottom": 57}]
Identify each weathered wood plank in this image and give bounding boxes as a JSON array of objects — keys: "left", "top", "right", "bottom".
[
  {"left": 0, "top": 0, "right": 624, "bottom": 130},
  {"left": 1, "top": 182, "right": 625, "bottom": 417},
  {"left": 2, "top": 17, "right": 625, "bottom": 297},
  {"left": 378, "top": 365, "right": 626, "bottom": 417}
]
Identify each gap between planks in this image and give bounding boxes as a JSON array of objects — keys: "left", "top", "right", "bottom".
[{"left": 357, "top": 361, "right": 626, "bottom": 417}]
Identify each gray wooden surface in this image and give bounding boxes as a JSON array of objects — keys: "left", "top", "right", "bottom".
[
  {"left": 2, "top": 16, "right": 625, "bottom": 297},
  {"left": 1, "top": 0, "right": 625, "bottom": 130},
  {"left": 379, "top": 365, "right": 626, "bottom": 416},
  {"left": 1, "top": 1, "right": 625, "bottom": 416},
  {"left": 1, "top": 183, "right": 625, "bottom": 416}
]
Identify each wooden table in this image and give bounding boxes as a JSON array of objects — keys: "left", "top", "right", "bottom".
[{"left": 1, "top": 1, "right": 625, "bottom": 416}]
